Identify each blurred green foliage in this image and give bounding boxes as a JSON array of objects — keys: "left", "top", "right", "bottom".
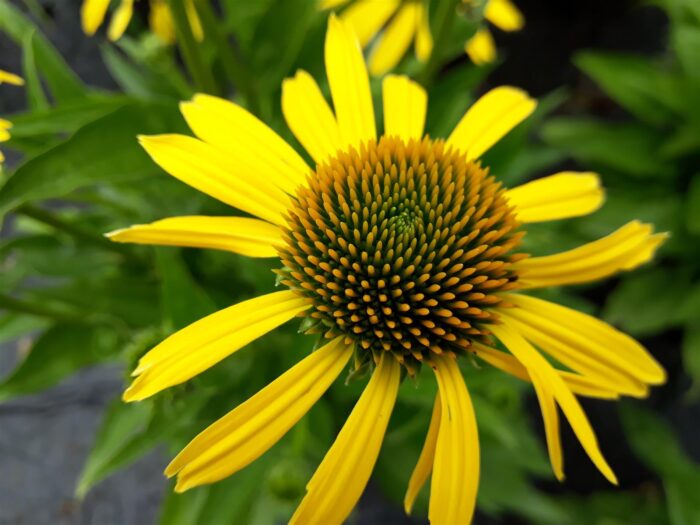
[{"left": 0, "top": 0, "right": 697, "bottom": 524}]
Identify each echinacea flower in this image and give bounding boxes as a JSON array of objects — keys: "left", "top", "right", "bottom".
[
  {"left": 81, "top": 0, "right": 202, "bottom": 44},
  {"left": 464, "top": 0, "right": 524, "bottom": 65},
  {"left": 320, "top": 0, "right": 433, "bottom": 76},
  {"left": 109, "top": 15, "right": 666, "bottom": 524}
]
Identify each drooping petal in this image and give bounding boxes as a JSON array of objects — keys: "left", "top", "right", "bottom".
[
  {"left": 447, "top": 86, "right": 536, "bottom": 161},
  {"left": 502, "top": 294, "right": 666, "bottom": 389},
  {"left": 404, "top": 393, "right": 441, "bottom": 515},
  {"left": 341, "top": 0, "right": 400, "bottom": 47},
  {"left": 484, "top": 0, "right": 525, "bottom": 32},
  {"left": 124, "top": 291, "right": 310, "bottom": 401},
  {"left": 81, "top": 0, "right": 110, "bottom": 35},
  {"left": 491, "top": 323, "right": 618, "bottom": 484},
  {"left": 472, "top": 342, "right": 620, "bottom": 400},
  {"left": 282, "top": 70, "right": 343, "bottom": 164},
  {"left": 181, "top": 94, "right": 310, "bottom": 195},
  {"left": 106, "top": 216, "right": 283, "bottom": 257},
  {"left": 168, "top": 337, "right": 354, "bottom": 491},
  {"left": 138, "top": 134, "right": 290, "bottom": 226},
  {"left": 325, "top": 14, "right": 376, "bottom": 150},
  {"left": 107, "top": 0, "right": 134, "bottom": 41},
  {"left": 505, "top": 171, "right": 604, "bottom": 223},
  {"left": 0, "top": 69, "right": 25, "bottom": 86},
  {"left": 414, "top": 3, "right": 433, "bottom": 61},
  {"left": 382, "top": 75, "right": 427, "bottom": 141},
  {"left": 465, "top": 28, "right": 497, "bottom": 65},
  {"left": 516, "top": 221, "right": 667, "bottom": 288},
  {"left": 368, "top": 2, "right": 420, "bottom": 76},
  {"left": 291, "top": 353, "right": 401, "bottom": 525},
  {"left": 429, "top": 354, "right": 480, "bottom": 525},
  {"left": 531, "top": 377, "right": 564, "bottom": 481}
]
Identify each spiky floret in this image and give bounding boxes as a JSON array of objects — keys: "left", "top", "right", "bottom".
[{"left": 277, "top": 136, "right": 526, "bottom": 371}]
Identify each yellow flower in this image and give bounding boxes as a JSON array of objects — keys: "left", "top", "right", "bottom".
[
  {"left": 464, "top": 0, "right": 525, "bottom": 65},
  {"left": 0, "top": 69, "right": 25, "bottom": 86},
  {"left": 81, "top": 0, "right": 202, "bottom": 44},
  {"left": 109, "top": 15, "right": 666, "bottom": 524},
  {"left": 321, "top": 0, "right": 433, "bottom": 76}
]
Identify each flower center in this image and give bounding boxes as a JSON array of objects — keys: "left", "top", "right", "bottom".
[{"left": 277, "top": 136, "right": 525, "bottom": 371}]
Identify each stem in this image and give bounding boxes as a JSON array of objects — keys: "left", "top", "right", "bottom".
[
  {"left": 166, "top": 0, "right": 219, "bottom": 95},
  {"left": 418, "top": 0, "right": 462, "bottom": 87},
  {"left": 0, "top": 293, "right": 84, "bottom": 323},
  {"left": 196, "top": 1, "right": 260, "bottom": 115}
]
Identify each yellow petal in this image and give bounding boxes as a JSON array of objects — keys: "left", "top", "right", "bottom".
[
  {"left": 0, "top": 118, "right": 11, "bottom": 130},
  {"left": 503, "top": 294, "right": 666, "bottom": 388},
  {"left": 484, "top": 0, "right": 525, "bottom": 32},
  {"left": 138, "top": 134, "right": 290, "bottom": 226},
  {"left": 414, "top": 3, "right": 433, "bottom": 62},
  {"left": 81, "top": 0, "right": 110, "bottom": 35},
  {"left": 447, "top": 86, "right": 536, "bottom": 161},
  {"left": 429, "top": 354, "right": 480, "bottom": 525},
  {"left": 320, "top": 0, "right": 350, "bottom": 9},
  {"left": 184, "top": 0, "right": 204, "bottom": 42},
  {"left": 181, "top": 94, "right": 309, "bottom": 195},
  {"left": 341, "top": 0, "right": 400, "bottom": 47},
  {"left": 505, "top": 171, "right": 604, "bottom": 223},
  {"left": 107, "top": 0, "right": 134, "bottom": 41},
  {"left": 472, "top": 342, "right": 620, "bottom": 400},
  {"left": 326, "top": 14, "right": 376, "bottom": 150},
  {"left": 149, "top": 0, "right": 176, "bottom": 44},
  {"left": 0, "top": 150, "right": 5, "bottom": 164},
  {"left": 168, "top": 337, "right": 353, "bottom": 491},
  {"left": 465, "top": 28, "right": 497, "bottom": 65},
  {"left": 516, "top": 221, "right": 667, "bottom": 288},
  {"left": 106, "top": 215, "right": 283, "bottom": 257},
  {"left": 0, "top": 69, "right": 25, "bottom": 86},
  {"left": 404, "top": 393, "right": 441, "bottom": 515},
  {"left": 0, "top": 126, "right": 10, "bottom": 143},
  {"left": 531, "top": 377, "right": 564, "bottom": 481},
  {"left": 382, "top": 75, "right": 427, "bottom": 141},
  {"left": 124, "top": 291, "right": 310, "bottom": 401},
  {"left": 282, "top": 70, "right": 343, "bottom": 165},
  {"left": 491, "top": 323, "right": 618, "bottom": 484},
  {"left": 291, "top": 353, "right": 401, "bottom": 525},
  {"left": 368, "top": 2, "right": 420, "bottom": 76}
]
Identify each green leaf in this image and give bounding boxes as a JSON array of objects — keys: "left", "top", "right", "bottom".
[
  {"left": 156, "top": 249, "right": 217, "bottom": 330},
  {"left": 76, "top": 398, "right": 157, "bottom": 498},
  {"left": 686, "top": 174, "right": 700, "bottom": 234},
  {"left": 672, "top": 24, "right": 700, "bottom": 81},
  {"left": 604, "top": 268, "right": 691, "bottom": 336},
  {"left": 0, "top": 324, "right": 119, "bottom": 401},
  {"left": 21, "top": 30, "right": 49, "bottom": 110},
  {"left": 0, "top": 102, "right": 186, "bottom": 214},
  {"left": 575, "top": 51, "right": 684, "bottom": 125},
  {"left": 0, "top": 0, "right": 87, "bottom": 102},
  {"left": 541, "top": 117, "right": 672, "bottom": 178}
]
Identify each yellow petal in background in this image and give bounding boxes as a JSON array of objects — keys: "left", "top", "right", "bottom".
[
  {"left": 465, "top": 28, "right": 497, "bottom": 65},
  {"left": 184, "top": 0, "right": 204, "bottom": 42},
  {"left": 81, "top": 0, "right": 110, "bottom": 35},
  {"left": 106, "top": 216, "right": 283, "bottom": 257},
  {"left": 415, "top": 3, "right": 433, "bottom": 61},
  {"left": 448, "top": 86, "right": 536, "bottom": 160},
  {"left": 429, "top": 354, "right": 480, "bottom": 525},
  {"left": 107, "top": 0, "right": 134, "bottom": 41},
  {"left": 0, "top": 69, "right": 25, "bottom": 86},
  {"left": 404, "top": 393, "right": 441, "bottom": 515},
  {"left": 505, "top": 171, "right": 604, "bottom": 223},
  {"left": 0, "top": 118, "right": 11, "bottom": 142},
  {"left": 491, "top": 323, "right": 618, "bottom": 484},
  {"left": 382, "top": 75, "right": 427, "bottom": 141},
  {"left": 291, "top": 353, "right": 401, "bottom": 525},
  {"left": 150, "top": 0, "right": 177, "bottom": 44},
  {"left": 485, "top": 0, "right": 525, "bottom": 32},
  {"left": 181, "top": 94, "right": 310, "bottom": 194},
  {"left": 168, "top": 337, "right": 353, "bottom": 491},
  {"left": 368, "top": 2, "right": 420, "bottom": 76},
  {"left": 516, "top": 221, "right": 667, "bottom": 288},
  {"left": 138, "top": 134, "right": 290, "bottom": 225},
  {"left": 282, "top": 70, "right": 343, "bottom": 165},
  {"left": 341, "top": 0, "right": 399, "bottom": 47},
  {"left": 325, "top": 14, "right": 376, "bottom": 150},
  {"left": 124, "top": 290, "right": 310, "bottom": 401}
]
